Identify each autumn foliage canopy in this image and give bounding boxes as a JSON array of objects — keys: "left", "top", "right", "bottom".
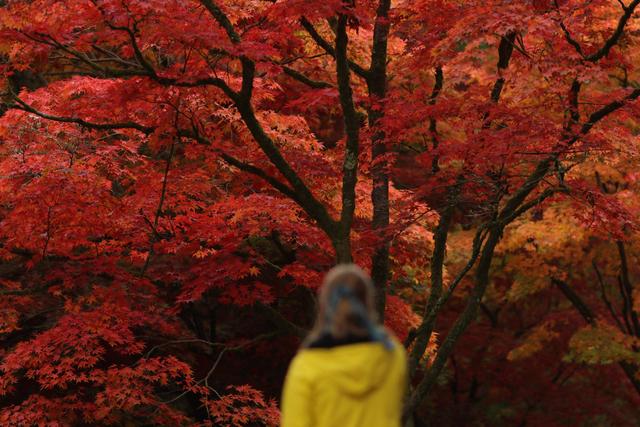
[{"left": 1, "top": 0, "right": 640, "bottom": 425}]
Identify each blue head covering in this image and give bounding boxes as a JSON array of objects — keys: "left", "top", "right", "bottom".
[{"left": 324, "top": 284, "right": 394, "bottom": 350}]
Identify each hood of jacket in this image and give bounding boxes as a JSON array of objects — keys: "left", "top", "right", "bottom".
[{"left": 296, "top": 341, "right": 399, "bottom": 397}]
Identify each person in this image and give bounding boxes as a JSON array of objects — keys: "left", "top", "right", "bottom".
[{"left": 281, "top": 264, "right": 407, "bottom": 427}]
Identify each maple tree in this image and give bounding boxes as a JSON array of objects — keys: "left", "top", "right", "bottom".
[{"left": 0, "top": 0, "right": 640, "bottom": 425}]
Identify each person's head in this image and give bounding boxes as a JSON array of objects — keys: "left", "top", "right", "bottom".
[{"left": 303, "top": 264, "right": 379, "bottom": 347}]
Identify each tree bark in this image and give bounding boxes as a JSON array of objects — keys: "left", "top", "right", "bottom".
[{"left": 368, "top": 0, "right": 392, "bottom": 318}]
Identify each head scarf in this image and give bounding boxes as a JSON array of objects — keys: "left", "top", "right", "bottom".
[{"left": 324, "top": 284, "right": 394, "bottom": 350}]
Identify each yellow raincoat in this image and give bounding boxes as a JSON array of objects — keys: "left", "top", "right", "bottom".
[{"left": 280, "top": 337, "right": 407, "bottom": 427}]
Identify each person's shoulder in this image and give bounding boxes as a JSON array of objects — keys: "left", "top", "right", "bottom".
[{"left": 286, "top": 348, "right": 321, "bottom": 380}]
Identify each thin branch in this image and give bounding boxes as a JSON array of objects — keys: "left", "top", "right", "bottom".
[
  {"left": 282, "top": 66, "right": 334, "bottom": 89},
  {"left": 25, "top": 29, "right": 237, "bottom": 97},
  {"left": 140, "top": 120, "right": 177, "bottom": 277},
  {"left": 555, "top": 9, "right": 585, "bottom": 58},
  {"left": 585, "top": 0, "right": 640, "bottom": 62},
  {"left": 618, "top": 275, "right": 635, "bottom": 335},
  {"left": 9, "top": 97, "right": 298, "bottom": 205},
  {"left": 617, "top": 241, "right": 639, "bottom": 336},
  {"left": 502, "top": 187, "right": 568, "bottom": 225},
  {"left": 299, "top": 16, "right": 370, "bottom": 79},
  {"left": 593, "top": 261, "right": 626, "bottom": 333},
  {"left": 179, "top": 128, "right": 298, "bottom": 201},
  {"left": 408, "top": 202, "right": 454, "bottom": 377},
  {"left": 200, "top": 0, "right": 241, "bottom": 43},
  {"left": 196, "top": 2, "right": 337, "bottom": 237},
  {"left": 9, "top": 95, "right": 154, "bottom": 134},
  {"left": 552, "top": 277, "right": 640, "bottom": 396},
  {"left": 429, "top": 66, "right": 444, "bottom": 172},
  {"left": 552, "top": 278, "right": 595, "bottom": 323},
  {"left": 579, "top": 88, "right": 640, "bottom": 135},
  {"left": 554, "top": 0, "right": 640, "bottom": 61},
  {"left": 255, "top": 302, "right": 307, "bottom": 339}
]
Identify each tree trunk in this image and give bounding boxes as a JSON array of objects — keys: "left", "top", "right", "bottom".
[{"left": 368, "top": 0, "right": 391, "bottom": 319}]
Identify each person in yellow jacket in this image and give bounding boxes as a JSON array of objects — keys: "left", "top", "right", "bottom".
[{"left": 281, "top": 264, "right": 407, "bottom": 427}]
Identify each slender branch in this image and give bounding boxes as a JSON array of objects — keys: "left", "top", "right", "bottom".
[
  {"left": 282, "top": 66, "right": 333, "bottom": 89},
  {"left": 180, "top": 128, "right": 299, "bottom": 201},
  {"left": 6, "top": 99, "right": 300, "bottom": 206},
  {"left": 585, "top": 0, "right": 640, "bottom": 62},
  {"left": 140, "top": 125, "right": 177, "bottom": 277},
  {"left": 593, "top": 261, "right": 626, "bottom": 333},
  {"left": 91, "top": 44, "right": 140, "bottom": 68},
  {"left": 617, "top": 241, "right": 639, "bottom": 336},
  {"left": 560, "top": 20, "right": 585, "bottom": 58},
  {"left": 408, "top": 203, "right": 454, "bottom": 377},
  {"left": 554, "top": 0, "right": 585, "bottom": 59},
  {"left": 0, "top": 288, "right": 42, "bottom": 295},
  {"left": 502, "top": 186, "right": 568, "bottom": 225},
  {"left": 255, "top": 302, "right": 307, "bottom": 339},
  {"left": 198, "top": 0, "right": 252, "bottom": 100},
  {"left": 299, "top": 16, "right": 370, "bottom": 79},
  {"left": 234, "top": 99, "right": 338, "bottom": 237},
  {"left": 196, "top": 1, "right": 337, "bottom": 238},
  {"left": 22, "top": 30, "right": 237, "bottom": 97},
  {"left": 443, "top": 228, "right": 490, "bottom": 302},
  {"left": 9, "top": 96, "right": 154, "bottom": 134},
  {"left": 100, "top": 17, "right": 158, "bottom": 78},
  {"left": 579, "top": 88, "right": 640, "bottom": 136},
  {"left": 552, "top": 278, "right": 595, "bottom": 323},
  {"left": 406, "top": 185, "right": 567, "bottom": 417},
  {"left": 199, "top": 0, "right": 241, "bottom": 43},
  {"left": 404, "top": 225, "right": 503, "bottom": 420},
  {"left": 554, "top": 0, "right": 640, "bottom": 61},
  {"left": 512, "top": 87, "right": 640, "bottom": 208},
  {"left": 429, "top": 66, "right": 444, "bottom": 171},
  {"left": 552, "top": 277, "right": 640, "bottom": 396}
]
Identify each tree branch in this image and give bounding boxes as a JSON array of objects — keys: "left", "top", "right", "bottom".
[
  {"left": 555, "top": 0, "right": 640, "bottom": 61},
  {"left": 299, "top": 16, "right": 370, "bottom": 79},
  {"left": 429, "top": 66, "right": 444, "bottom": 171},
  {"left": 552, "top": 278, "right": 595, "bottom": 323},
  {"left": 490, "top": 32, "right": 517, "bottom": 103},
  {"left": 552, "top": 277, "right": 640, "bottom": 396},
  {"left": 255, "top": 302, "right": 307, "bottom": 339},
  {"left": 9, "top": 95, "right": 155, "bottom": 134},
  {"left": 282, "top": 66, "right": 334, "bottom": 89},
  {"left": 579, "top": 88, "right": 640, "bottom": 136},
  {"left": 199, "top": 0, "right": 241, "bottom": 43},
  {"left": 334, "top": 10, "right": 360, "bottom": 261},
  {"left": 196, "top": 2, "right": 337, "bottom": 237},
  {"left": 179, "top": 128, "right": 299, "bottom": 201},
  {"left": 585, "top": 0, "right": 640, "bottom": 62},
  {"left": 617, "top": 241, "right": 640, "bottom": 336},
  {"left": 593, "top": 261, "right": 626, "bottom": 333},
  {"left": 408, "top": 203, "right": 454, "bottom": 378}
]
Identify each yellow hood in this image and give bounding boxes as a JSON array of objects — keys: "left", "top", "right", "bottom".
[
  {"left": 297, "top": 342, "right": 396, "bottom": 397},
  {"left": 281, "top": 338, "right": 407, "bottom": 427}
]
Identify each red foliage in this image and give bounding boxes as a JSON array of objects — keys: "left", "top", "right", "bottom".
[{"left": 0, "top": 0, "right": 639, "bottom": 425}]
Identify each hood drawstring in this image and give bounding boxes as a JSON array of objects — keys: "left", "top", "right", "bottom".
[{"left": 324, "top": 285, "right": 394, "bottom": 350}]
